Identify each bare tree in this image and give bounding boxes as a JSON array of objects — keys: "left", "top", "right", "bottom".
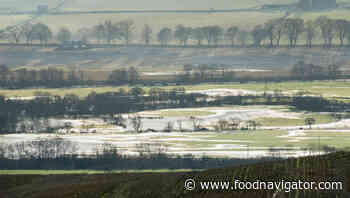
[
  {"left": 177, "top": 120, "right": 184, "bottom": 132},
  {"left": 22, "top": 23, "right": 35, "bottom": 45},
  {"left": 202, "top": 26, "right": 212, "bottom": 45},
  {"left": 200, "top": 26, "right": 223, "bottom": 45},
  {"left": 174, "top": 25, "right": 192, "bottom": 46},
  {"left": 328, "top": 64, "right": 341, "bottom": 79},
  {"left": 142, "top": 24, "right": 152, "bottom": 45},
  {"left": 273, "top": 89, "right": 283, "bottom": 102},
  {"left": 229, "top": 118, "right": 241, "bottom": 130},
  {"left": 217, "top": 119, "right": 229, "bottom": 131},
  {"left": 237, "top": 30, "right": 249, "bottom": 47},
  {"left": 100, "top": 142, "right": 119, "bottom": 159},
  {"left": 251, "top": 25, "right": 267, "bottom": 47},
  {"left": 76, "top": 27, "right": 91, "bottom": 42},
  {"left": 92, "top": 23, "right": 106, "bottom": 44},
  {"left": 0, "top": 65, "right": 9, "bottom": 85},
  {"left": 210, "top": 26, "right": 224, "bottom": 46},
  {"left": 316, "top": 16, "right": 336, "bottom": 48},
  {"left": 264, "top": 18, "right": 284, "bottom": 47},
  {"left": 335, "top": 19, "right": 349, "bottom": 47},
  {"left": 16, "top": 138, "right": 79, "bottom": 159},
  {"left": 32, "top": 23, "right": 52, "bottom": 45},
  {"left": 56, "top": 27, "right": 72, "bottom": 43},
  {"left": 131, "top": 116, "right": 143, "bottom": 133},
  {"left": 264, "top": 19, "right": 276, "bottom": 47},
  {"left": 128, "top": 67, "right": 140, "bottom": 84},
  {"left": 226, "top": 26, "right": 239, "bottom": 46},
  {"left": 190, "top": 117, "right": 201, "bottom": 131},
  {"left": 63, "top": 122, "right": 73, "bottom": 133},
  {"left": 6, "top": 26, "right": 23, "bottom": 44},
  {"left": 130, "top": 87, "right": 145, "bottom": 97},
  {"left": 274, "top": 18, "right": 285, "bottom": 48},
  {"left": 136, "top": 143, "right": 151, "bottom": 156},
  {"left": 305, "top": 20, "right": 317, "bottom": 48},
  {"left": 110, "top": 114, "right": 127, "bottom": 128},
  {"left": 305, "top": 117, "right": 316, "bottom": 129},
  {"left": 158, "top": 27, "right": 172, "bottom": 46},
  {"left": 164, "top": 121, "right": 174, "bottom": 132},
  {"left": 93, "top": 20, "right": 119, "bottom": 44},
  {"left": 105, "top": 20, "right": 117, "bottom": 44},
  {"left": 51, "top": 137, "right": 79, "bottom": 158},
  {"left": 198, "top": 64, "right": 210, "bottom": 81},
  {"left": 332, "top": 113, "right": 343, "bottom": 121},
  {"left": 246, "top": 120, "right": 258, "bottom": 131},
  {"left": 0, "top": 143, "right": 5, "bottom": 158},
  {"left": 192, "top": 27, "right": 205, "bottom": 46},
  {"left": 0, "top": 29, "right": 6, "bottom": 41},
  {"left": 284, "top": 18, "right": 304, "bottom": 48},
  {"left": 347, "top": 25, "right": 350, "bottom": 46},
  {"left": 117, "top": 19, "right": 135, "bottom": 45},
  {"left": 291, "top": 61, "right": 306, "bottom": 79}
]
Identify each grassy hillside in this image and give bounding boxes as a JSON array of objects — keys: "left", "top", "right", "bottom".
[{"left": 1, "top": 151, "right": 350, "bottom": 198}]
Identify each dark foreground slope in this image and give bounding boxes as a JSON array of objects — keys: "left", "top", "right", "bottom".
[{"left": 1, "top": 152, "right": 350, "bottom": 198}]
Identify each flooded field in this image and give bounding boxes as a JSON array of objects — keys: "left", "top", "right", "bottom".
[{"left": 1, "top": 105, "right": 348, "bottom": 158}]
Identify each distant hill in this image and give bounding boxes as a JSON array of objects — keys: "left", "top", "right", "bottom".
[
  {"left": 3, "top": 0, "right": 350, "bottom": 12},
  {"left": 0, "top": 0, "right": 296, "bottom": 11}
]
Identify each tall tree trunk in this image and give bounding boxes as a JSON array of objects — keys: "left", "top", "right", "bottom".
[{"left": 340, "top": 38, "right": 344, "bottom": 47}]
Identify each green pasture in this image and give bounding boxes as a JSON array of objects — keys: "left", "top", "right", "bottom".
[
  {"left": 145, "top": 129, "right": 350, "bottom": 151},
  {"left": 256, "top": 113, "right": 334, "bottom": 127},
  {"left": 1, "top": 80, "right": 350, "bottom": 98}
]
